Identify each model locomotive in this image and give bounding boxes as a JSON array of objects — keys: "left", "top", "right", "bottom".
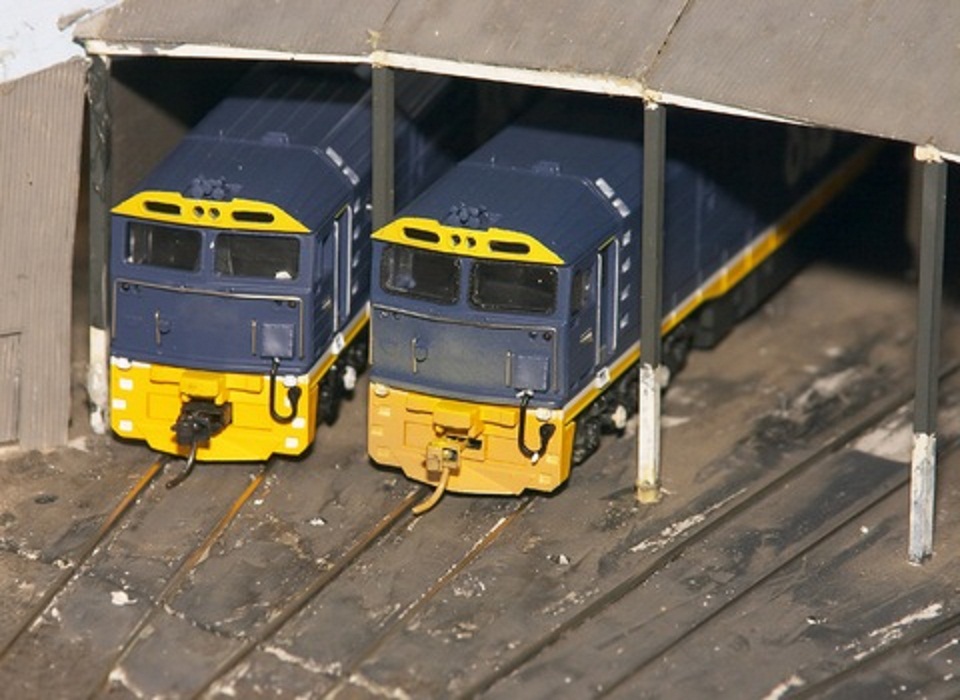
[
  {"left": 367, "top": 94, "right": 877, "bottom": 508},
  {"left": 109, "top": 66, "right": 463, "bottom": 464}
]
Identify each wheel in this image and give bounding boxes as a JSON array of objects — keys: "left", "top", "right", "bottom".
[
  {"left": 615, "top": 368, "right": 640, "bottom": 415},
  {"left": 345, "top": 329, "right": 369, "bottom": 375},
  {"left": 318, "top": 366, "right": 342, "bottom": 425},
  {"left": 662, "top": 325, "right": 693, "bottom": 378},
  {"left": 572, "top": 415, "right": 602, "bottom": 465}
]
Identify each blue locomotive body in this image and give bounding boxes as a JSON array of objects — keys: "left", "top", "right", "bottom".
[
  {"left": 368, "top": 96, "right": 877, "bottom": 498},
  {"left": 110, "top": 67, "right": 459, "bottom": 461}
]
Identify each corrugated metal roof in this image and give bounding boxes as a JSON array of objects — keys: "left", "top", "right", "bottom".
[
  {"left": 76, "top": 0, "right": 960, "bottom": 160},
  {"left": 76, "top": 0, "right": 397, "bottom": 61},
  {"left": 648, "top": 0, "right": 960, "bottom": 159},
  {"left": 376, "top": 0, "right": 686, "bottom": 90},
  {"left": 0, "top": 59, "right": 87, "bottom": 448}
]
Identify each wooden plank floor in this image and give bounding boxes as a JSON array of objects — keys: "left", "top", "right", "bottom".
[{"left": 3, "top": 256, "right": 960, "bottom": 699}]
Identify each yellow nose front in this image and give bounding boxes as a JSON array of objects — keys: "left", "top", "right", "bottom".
[
  {"left": 179, "top": 370, "right": 228, "bottom": 403},
  {"left": 432, "top": 400, "right": 482, "bottom": 438}
]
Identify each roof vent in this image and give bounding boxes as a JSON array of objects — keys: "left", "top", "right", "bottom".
[
  {"left": 185, "top": 176, "right": 241, "bottom": 201},
  {"left": 444, "top": 203, "right": 492, "bottom": 230}
]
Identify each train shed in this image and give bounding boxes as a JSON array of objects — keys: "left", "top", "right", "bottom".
[
  {"left": 75, "top": 0, "right": 959, "bottom": 559},
  {"left": 3, "top": 2, "right": 960, "bottom": 697}
]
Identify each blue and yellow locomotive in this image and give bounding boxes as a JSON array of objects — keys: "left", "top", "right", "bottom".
[
  {"left": 367, "top": 95, "right": 877, "bottom": 505},
  {"left": 109, "top": 66, "right": 460, "bottom": 463}
]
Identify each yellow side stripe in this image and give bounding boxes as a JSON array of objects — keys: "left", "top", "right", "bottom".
[
  {"left": 563, "top": 342, "right": 641, "bottom": 420},
  {"left": 304, "top": 303, "right": 371, "bottom": 388},
  {"left": 562, "top": 141, "right": 881, "bottom": 423},
  {"left": 660, "top": 141, "right": 880, "bottom": 337}
]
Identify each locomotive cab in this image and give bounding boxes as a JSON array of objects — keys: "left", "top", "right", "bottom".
[
  {"left": 368, "top": 206, "right": 639, "bottom": 496},
  {"left": 367, "top": 101, "right": 649, "bottom": 498},
  {"left": 108, "top": 65, "right": 465, "bottom": 463},
  {"left": 109, "top": 189, "right": 362, "bottom": 461}
]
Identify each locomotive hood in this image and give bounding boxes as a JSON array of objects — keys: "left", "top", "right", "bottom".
[
  {"left": 111, "top": 278, "right": 309, "bottom": 375},
  {"left": 371, "top": 304, "right": 560, "bottom": 407}
]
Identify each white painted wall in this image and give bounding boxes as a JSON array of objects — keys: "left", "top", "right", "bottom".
[{"left": 0, "top": 0, "right": 121, "bottom": 82}]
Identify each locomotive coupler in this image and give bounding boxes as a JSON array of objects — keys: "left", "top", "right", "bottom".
[
  {"left": 425, "top": 440, "right": 461, "bottom": 476},
  {"left": 173, "top": 399, "right": 233, "bottom": 447},
  {"left": 167, "top": 400, "right": 231, "bottom": 488},
  {"left": 414, "top": 439, "right": 461, "bottom": 515}
]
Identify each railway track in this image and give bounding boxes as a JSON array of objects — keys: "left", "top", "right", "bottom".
[
  {"left": 0, "top": 456, "right": 168, "bottom": 662},
  {"left": 592, "top": 456, "right": 947, "bottom": 699},
  {"left": 93, "top": 461, "right": 272, "bottom": 696},
  {"left": 44, "top": 407, "right": 537, "bottom": 699},
  {"left": 178, "top": 492, "right": 531, "bottom": 699},
  {"left": 0, "top": 456, "right": 272, "bottom": 697},
  {"left": 2, "top": 364, "right": 948, "bottom": 699},
  {"left": 190, "top": 486, "right": 428, "bottom": 699},
  {"left": 2, "top": 269, "right": 955, "bottom": 699},
  {"left": 451, "top": 380, "right": 934, "bottom": 698},
  {"left": 154, "top": 364, "right": 954, "bottom": 699},
  {"left": 190, "top": 486, "right": 536, "bottom": 698},
  {"left": 309, "top": 496, "right": 533, "bottom": 700},
  {"left": 788, "top": 604, "right": 960, "bottom": 699}
]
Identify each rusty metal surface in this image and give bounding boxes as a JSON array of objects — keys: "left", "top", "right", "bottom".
[
  {"left": 76, "top": 0, "right": 398, "bottom": 60},
  {"left": 648, "top": 0, "right": 960, "bottom": 152},
  {"left": 376, "top": 0, "right": 685, "bottom": 80},
  {"left": 77, "top": 0, "right": 960, "bottom": 157},
  {"left": 0, "top": 60, "right": 87, "bottom": 449}
]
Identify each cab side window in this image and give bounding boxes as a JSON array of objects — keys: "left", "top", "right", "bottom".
[{"left": 570, "top": 267, "right": 593, "bottom": 315}]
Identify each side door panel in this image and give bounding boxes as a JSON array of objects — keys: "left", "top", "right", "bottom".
[
  {"left": 567, "top": 263, "right": 598, "bottom": 390},
  {"left": 596, "top": 238, "right": 619, "bottom": 367},
  {"left": 335, "top": 204, "right": 353, "bottom": 329},
  {"left": 314, "top": 227, "right": 335, "bottom": 350}
]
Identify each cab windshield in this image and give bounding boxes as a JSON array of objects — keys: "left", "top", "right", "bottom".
[
  {"left": 380, "top": 245, "right": 460, "bottom": 304},
  {"left": 470, "top": 260, "right": 557, "bottom": 314},
  {"left": 126, "top": 221, "right": 201, "bottom": 271},
  {"left": 215, "top": 232, "right": 300, "bottom": 280}
]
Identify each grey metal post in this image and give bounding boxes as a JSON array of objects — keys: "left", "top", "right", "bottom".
[
  {"left": 637, "top": 101, "right": 666, "bottom": 504},
  {"left": 909, "top": 149, "right": 947, "bottom": 564},
  {"left": 87, "top": 55, "right": 112, "bottom": 434},
  {"left": 372, "top": 67, "right": 395, "bottom": 231}
]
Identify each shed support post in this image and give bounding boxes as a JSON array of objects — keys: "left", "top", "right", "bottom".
[
  {"left": 372, "top": 67, "right": 395, "bottom": 231},
  {"left": 909, "top": 149, "right": 947, "bottom": 564},
  {"left": 637, "top": 102, "right": 666, "bottom": 504},
  {"left": 87, "top": 55, "right": 112, "bottom": 435}
]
